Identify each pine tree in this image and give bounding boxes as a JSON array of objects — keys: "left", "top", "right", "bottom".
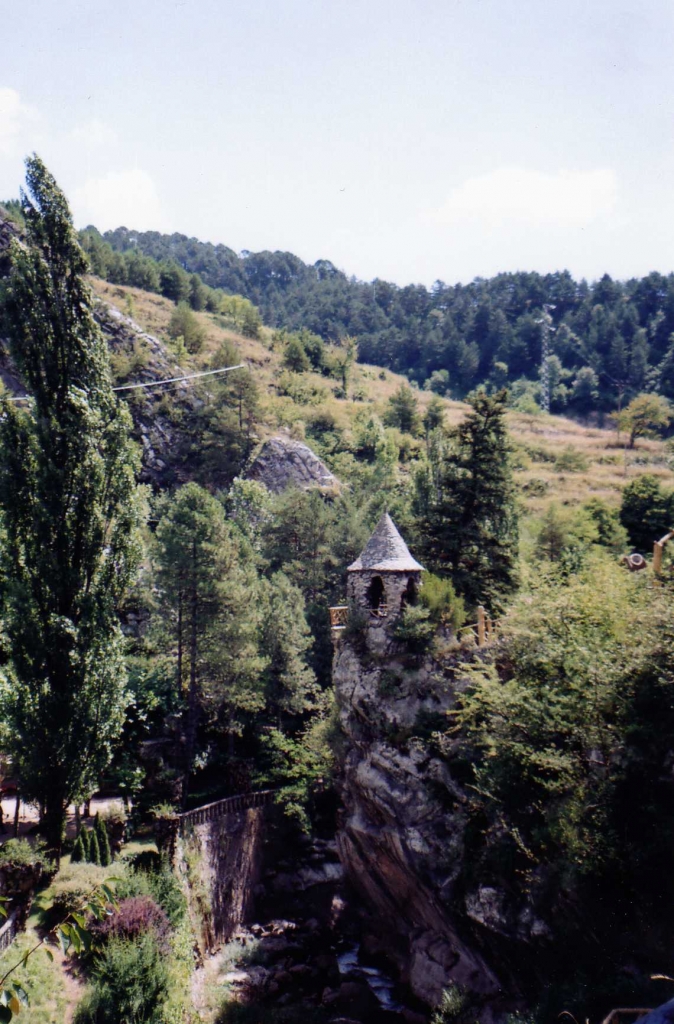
[
  {"left": 95, "top": 814, "right": 112, "bottom": 867},
  {"left": 70, "top": 834, "right": 84, "bottom": 863},
  {"left": 88, "top": 829, "right": 101, "bottom": 866},
  {"left": 0, "top": 157, "right": 142, "bottom": 857},
  {"left": 259, "top": 573, "right": 319, "bottom": 729},
  {"left": 414, "top": 389, "right": 519, "bottom": 612},
  {"left": 80, "top": 827, "right": 91, "bottom": 862},
  {"left": 154, "top": 483, "right": 265, "bottom": 803},
  {"left": 383, "top": 382, "right": 421, "bottom": 435}
]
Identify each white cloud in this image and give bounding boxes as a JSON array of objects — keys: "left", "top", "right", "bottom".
[
  {"left": 69, "top": 119, "right": 118, "bottom": 149},
  {"left": 0, "top": 87, "right": 39, "bottom": 157},
  {"left": 71, "top": 168, "right": 167, "bottom": 231},
  {"left": 439, "top": 166, "right": 619, "bottom": 229}
]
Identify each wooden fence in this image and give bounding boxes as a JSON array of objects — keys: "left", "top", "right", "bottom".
[
  {"left": 177, "top": 789, "right": 276, "bottom": 831},
  {"left": 457, "top": 606, "right": 499, "bottom": 647}
]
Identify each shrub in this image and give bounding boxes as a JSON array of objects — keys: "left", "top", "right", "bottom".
[
  {"left": 91, "top": 895, "right": 171, "bottom": 952},
  {"left": 118, "top": 859, "right": 187, "bottom": 926},
  {"left": 0, "top": 838, "right": 47, "bottom": 868},
  {"left": 283, "top": 337, "right": 310, "bottom": 373},
  {"left": 76, "top": 933, "right": 170, "bottom": 1024},
  {"left": 521, "top": 477, "right": 549, "bottom": 496},
  {"left": 70, "top": 834, "right": 84, "bottom": 864},
  {"left": 80, "top": 827, "right": 91, "bottom": 862},
  {"left": 620, "top": 473, "right": 674, "bottom": 552},
  {"left": 41, "top": 887, "right": 87, "bottom": 930},
  {"left": 94, "top": 815, "right": 112, "bottom": 867},
  {"left": 393, "top": 604, "right": 435, "bottom": 654},
  {"left": 432, "top": 985, "right": 469, "bottom": 1024},
  {"left": 419, "top": 573, "right": 465, "bottom": 630},
  {"left": 554, "top": 446, "right": 589, "bottom": 473},
  {"left": 126, "top": 850, "right": 163, "bottom": 873},
  {"left": 167, "top": 301, "right": 206, "bottom": 354},
  {"left": 88, "top": 830, "right": 101, "bottom": 866}
]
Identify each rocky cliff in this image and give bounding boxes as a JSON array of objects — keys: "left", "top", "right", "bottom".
[{"left": 334, "top": 632, "right": 535, "bottom": 1017}]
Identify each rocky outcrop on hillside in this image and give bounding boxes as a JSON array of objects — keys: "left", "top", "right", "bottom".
[
  {"left": 94, "top": 301, "right": 200, "bottom": 487},
  {"left": 246, "top": 436, "right": 339, "bottom": 493},
  {"left": 334, "top": 636, "right": 542, "bottom": 1017}
]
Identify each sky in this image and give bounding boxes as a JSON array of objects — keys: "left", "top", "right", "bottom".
[{"left": 1, "top": 0, "right": 674, "bottom": 287}]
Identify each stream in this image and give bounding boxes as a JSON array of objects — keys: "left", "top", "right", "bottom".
[{"left": 337, "top": 942, "right": 404, "bottom": 1011}]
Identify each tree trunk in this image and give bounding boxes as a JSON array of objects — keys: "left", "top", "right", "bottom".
[
  {"left": 12, "top": 793, "right": 19, "bottom": 838},
  {"left": 43, "top": 791, "right": 67, "bottom": 866},
  {"left": 177, "top": 587, "right": 184, "bottom": 699}
]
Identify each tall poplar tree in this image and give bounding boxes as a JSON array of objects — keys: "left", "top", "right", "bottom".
[
  {"left": 414, "top": 389, "right": 519, "bottom": 612},
  {"left": 0, "top": 156, "right": 142, "bottom": 855}
]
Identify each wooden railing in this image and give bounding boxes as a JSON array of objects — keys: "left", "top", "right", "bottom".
[
  {"left": 177, "top": 789, "right": 276, "bottom": 830},
  {"left": 457, "top": 606, "right": 499, "bottom": 647},
  {"left": 653, "top": 530, "right": 674, "bottom": 575},
  {"left": 329, "top": 606, "right": 348, "bottom": 628}
]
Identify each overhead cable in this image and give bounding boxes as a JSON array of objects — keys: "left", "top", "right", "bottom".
[{"left": 5, "top": 362, "right": 247, "bottom": 402}]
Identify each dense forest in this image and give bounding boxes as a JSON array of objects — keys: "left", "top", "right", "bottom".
[{"left": 76, "top": 222, "right": 674, "bottom": 417}]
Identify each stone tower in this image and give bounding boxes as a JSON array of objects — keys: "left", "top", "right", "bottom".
[{"left": 347, "top": 513, "right": 424, "bottom": 645}]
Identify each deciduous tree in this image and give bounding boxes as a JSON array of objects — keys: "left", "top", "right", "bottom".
[{"left": 0, "top": 156, "right": 142, "bottom": 856}]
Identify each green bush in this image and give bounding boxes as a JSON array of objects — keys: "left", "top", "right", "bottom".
[
  {"left": 75, "top": 933, "right": 170, "bottom": 1024},
  {"left": 554, "top": 445, "right": 589, "bottom": 472},
  {"left": 393, "top": 604, "right": 435, "bottom": 654},
  {"left": 167, "top": 301, "right": 206, "bottom": 354},
  {"left": 431, "top": 985, "right": 468, "bottom": 1024},
  {"left": 0, "top": 838, "right": 47, "bottom": 868},
  {"left": 70, "top": 834, "right": 84, "bottom": 863},
  {"left": 88, "top": 830, "right": 101, "bottom": 866},
  {"left": 80, "top": 827, "right": 91, "bottom": 862},
  {"left": 419, "top": 573, "right": 465, "bottom": 630},
  {"left": 94, "top": 815, "right": 112, "bottom": 867},
  {"left": 117, "top": 860, "right": 186, "bottom": 926}
]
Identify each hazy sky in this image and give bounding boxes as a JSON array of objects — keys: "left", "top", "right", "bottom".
[{"left": 1, "top": 0, "right": 674, "bottom": 286}]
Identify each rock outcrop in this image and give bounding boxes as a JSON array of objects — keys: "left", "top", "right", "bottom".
[
  {"left": 246, "top": 436, "right": 339, "bottom": 493},
  {"left": 335, "top": 637, "right": 511, "bottom": 1014},
  {"left": 94, "top": 301, "right": 199, "bottom": 487}
]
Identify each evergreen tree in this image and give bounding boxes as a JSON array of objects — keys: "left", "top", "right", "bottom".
[
  {"left": 167, "top": 301, "right": 206, "bottom": 354},
  {"left": 414, "top": 389, "right": 519, "bottom": 611},
  {"left": 88, "top": 828, "right": 101, "bottom": 865},
  {"left": 0, "top": 157, "right": 142, "bottom": 856},
  {"left": 620, "top": 474, "right": 674, "bottom": 552},
  {"left": 283, "top": 337, "right": 310, "bottom": 372},
  {"left": 71, "top": 834, "right": 84, "bottom": 863},
  {"left": 383, "top": 382, "right": 421, "bottom": 435},
  {"left": 422, "top": 394, "right": 445, "bottom": 435},
  {"left": 189, "top": 343, "right": 260, "bottom": 488},
  {"left": 95, "top": 814, "right": 112, "bottom": 866},
  {"left": 154, "top": 483, "right": 265, "bottom": 802},
  {"left": 80, "top": 826, "right": 91, "bottom": 862},
  {"left": 260, "top": 573, "right": 319, "bottom": 728}
]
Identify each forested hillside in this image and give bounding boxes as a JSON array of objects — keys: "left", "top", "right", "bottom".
[
  {"left": 2, "top": 169, "right": 674, "bottom": 1024},
  {"left": 79, "top": 223, "right": 674, "bottom": 416}
]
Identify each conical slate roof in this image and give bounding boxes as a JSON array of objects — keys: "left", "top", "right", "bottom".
[{"left": 348, "top": 513, "right": 425, "bottom": 572}]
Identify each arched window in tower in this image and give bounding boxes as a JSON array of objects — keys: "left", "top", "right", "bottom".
[
  {"left": 366, "top": 575, "right": 387, "bottom": 616},
  {"left": 401, "top": 577, "right": 417, "bottom": 610}
]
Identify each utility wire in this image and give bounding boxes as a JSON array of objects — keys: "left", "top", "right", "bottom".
[{"left": 5, "top": 362, "right": 246, "bottom": 402}]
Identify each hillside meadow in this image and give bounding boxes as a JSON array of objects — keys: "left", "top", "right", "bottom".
[{"left": 92, "top": 278, "right": 674, "bottom": 532}]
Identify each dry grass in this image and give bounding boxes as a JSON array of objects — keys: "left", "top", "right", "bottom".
[{"left": 91, "top": 278, "right": 674, "bottom": 513}]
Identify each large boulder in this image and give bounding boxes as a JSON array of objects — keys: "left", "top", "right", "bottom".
[{"left": 246, "top": 436, "right": 339, "bottom": 494}]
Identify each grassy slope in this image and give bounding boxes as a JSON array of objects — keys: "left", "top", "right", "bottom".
[{"left": 92, "top": 279, "right": 674, "bottom": 518}]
